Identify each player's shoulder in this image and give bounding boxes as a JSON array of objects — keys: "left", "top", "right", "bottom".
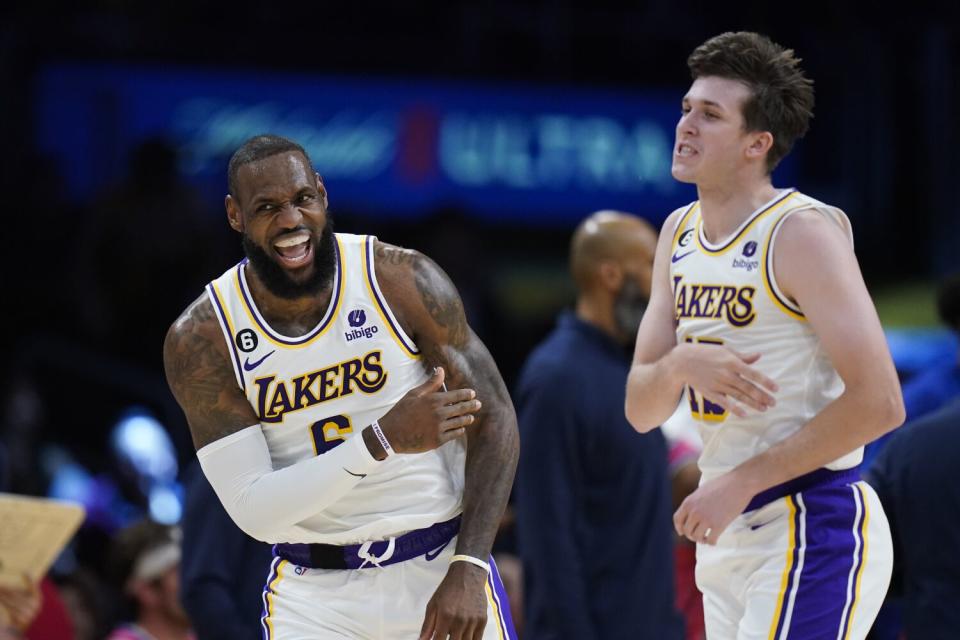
[
  {"left": 163, "top": 292, "right": 229, "bottom": 373},
  {"left": 771, "top": 194, "right": 858, "bottom": 290},
  {"left": 372, "top": 239, "right": 422, "bottom": 275},
  {"left": 782, "top": 191, "right": 851, "bottom": 230},
  {"left": 368, "top": 238, "right": 464, "bottom": 336},
  {"left": 771, "top": 191, "right": 852, "bottom": 250},
  {"left": 662, "top": 201, "right": 699, "bottom": 234},
  {"left": 166, "top": 292, "right": 218, "bottom": 341}
]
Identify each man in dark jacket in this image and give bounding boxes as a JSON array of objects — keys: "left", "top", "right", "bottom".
[{"left": 515, "top": 211, "right": 684, "bottom": 640}]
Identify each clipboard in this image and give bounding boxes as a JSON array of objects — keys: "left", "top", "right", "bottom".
[{"left": 0, "top": 493, "right": 85, "bottom": 587}]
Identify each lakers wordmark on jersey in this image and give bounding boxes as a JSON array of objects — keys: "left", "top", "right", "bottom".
[
  {"left": 206, "top": 233, "right": 466, "bottom": 545},
  {"left": 669, "top": 189, "right": 862, "bottom": 482}
]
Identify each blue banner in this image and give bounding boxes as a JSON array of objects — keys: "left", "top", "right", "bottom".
[{"left": 36, "top": 64, "right": 794, "bottom": 224}]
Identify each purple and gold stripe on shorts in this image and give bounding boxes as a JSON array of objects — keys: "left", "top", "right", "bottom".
[
  {"left": 769, "top": 495, "right": 805, "bottom": 640},
  {"left": 260, "top": 557, "right": 287, "bottom": 640},
  {"left": 486, "top": 556, "right": 518, "bottom": 640},
  {"left": 766, "top": 482, "right": 869, "bottom": 639},
  {"left": 839, "top": 484, "right": 869, "bottom": 640}
]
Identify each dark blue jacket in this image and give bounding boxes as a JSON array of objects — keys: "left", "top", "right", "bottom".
[
  {"left": 515, "top": 312, "right": 683, "bottom": 640},
  {"left": 180, "top": 461, "right": 273, "bottom": 640},
  {"left": 868, "top": 398, "right": 960, "bottom": 640}
]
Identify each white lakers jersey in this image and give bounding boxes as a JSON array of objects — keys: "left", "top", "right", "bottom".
[
  {"left": 669, "top": 189, "right": 862, "bottom": 483},
  {"left": 206, "top": 233, "right": 465, "bottom": 545}
]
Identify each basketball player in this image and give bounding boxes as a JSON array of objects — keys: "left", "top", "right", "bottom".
[
  {"left": 624, "top": 32, "right": 904, "bottom": 639},
  {"left": 163, "top": 135, "right": 519, "bottom": 639}
]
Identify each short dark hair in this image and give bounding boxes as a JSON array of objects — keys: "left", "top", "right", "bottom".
[
  {"left": 687, "top": 32, "right": 814, "bottom": 172},
  {"left": 228, "top": 134, "right": 311, "bottom": 196}
]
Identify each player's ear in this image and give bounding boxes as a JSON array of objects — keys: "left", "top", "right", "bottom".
[
  {"left": 745, "top": 131, "right": 774, "bottom": 161},
  {"left": 316, "top": 173, "right": 328, "bottom": 208},
  {"left": 225, "top": 194, "right": 244, "bottom": 233}
]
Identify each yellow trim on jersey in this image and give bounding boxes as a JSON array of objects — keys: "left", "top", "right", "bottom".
[
  {"left": 264, "top": 559, "right": 288, "bottom": 639},
  {"left": 696, "top": 191, "right": 798, "bottom": 256},
  {"left": 671, "top": 202, "right": 700, "bottom": 250},
  {"left": 761, "top": 211, "right": 807, "bottom": 322},
  {"left": 485, "top": 578, "right": 506, "bottom": 640},
  {"left": 233, "top": 237, "right": 347, "bottom": 349},
  {"left": 767, "top": 495, "right": 798, "bottom": 640},
  {"left": 212, "top": 281, "right": 240, "bottom": 338},
  {"left": 361, "top": 236, "right": 420, "bottom": 359},
  {"left": 843, "top": 484, "right": 870, "bottom": 640},
  {"left": 210, "top": 281, "right": 245, "bottom": 390}
]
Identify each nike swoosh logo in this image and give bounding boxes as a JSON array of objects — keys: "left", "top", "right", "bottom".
[
  {"left": 243, "top": 350, "right": 275, "bottom": 371},
  {"left": 343, "top": 468, "right": 367, "bottom": 479},
  {"left": 671, "top": 250, "right": 695, "bottom": 263},
  {"left": 424, "top": 539, "right": 451, "bottom": 561}
]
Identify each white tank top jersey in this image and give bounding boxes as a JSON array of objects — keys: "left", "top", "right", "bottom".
[
  {"left": 205, "top": 233, "right": 466, "bottom": 545},
  {"left": 669, "top": 189, "right": 862, "bottom": 483}
]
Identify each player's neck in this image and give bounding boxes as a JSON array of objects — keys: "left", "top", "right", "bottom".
[
  {"left": 696, "top": 178, "right": 779, "bottom": 244},
  {"left": 245, "top": 265, "right": 333, "bottom": 334},
  {"left": 575, "top": 297, "right": 625, "bottom": 345}
]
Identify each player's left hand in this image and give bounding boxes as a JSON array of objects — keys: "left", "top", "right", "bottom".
[
  {"left": 673, "top": 471, "right": 755, "bottom": 545},
  {"left": 419, "top": 561, "right": 488, "bottom": 640}
]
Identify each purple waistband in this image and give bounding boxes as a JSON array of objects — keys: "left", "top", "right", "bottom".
[
  {"left": 274, "top": 515, "right": 461, "bottom": 570},
  {"left": 744, "top": 466, "right": 861, "bottom": 513}
]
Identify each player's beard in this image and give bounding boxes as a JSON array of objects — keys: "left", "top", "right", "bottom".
[
  {"left": 242, "top": 216, "right": 337, "bottom": 300},
  {"left": 613, "top": 275, "right": 648, "bottom": 346}
]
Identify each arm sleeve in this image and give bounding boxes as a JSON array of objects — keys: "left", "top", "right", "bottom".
[
  {"left": 197, "top": 425, "right": 382, "bottom": 542},
  {"left": 180, "top": 463, "right": 270, "bottom": 639},
  {"left": 515, "top": 369, "right": 599, "bottom": 640}
]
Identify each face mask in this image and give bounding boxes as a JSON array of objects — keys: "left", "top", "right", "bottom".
[{"left": 613, "top": 274, "right": 649, "bottom": 343}]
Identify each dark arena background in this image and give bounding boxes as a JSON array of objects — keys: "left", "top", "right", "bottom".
[{"left": 0, "top": 1, "right": 958, "bottom": 638}]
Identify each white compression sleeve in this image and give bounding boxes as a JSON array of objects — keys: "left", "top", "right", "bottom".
[{"left": 196, "top": 425, "right": 382, "bottom": 542}]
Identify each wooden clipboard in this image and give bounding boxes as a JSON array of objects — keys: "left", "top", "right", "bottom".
[{"left": 0, "top": 493, "right": 85, "bottom": 587}]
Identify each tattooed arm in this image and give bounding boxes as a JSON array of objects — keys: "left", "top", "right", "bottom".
[
  {"left": 375, "top": 241, "right": 520, "bottom": 640},
  {"left": 163, "top": 294, "right": 261, "bottom": 449},
  {"left": 163, "top": 294, "right": 481, "bottom": 542}
]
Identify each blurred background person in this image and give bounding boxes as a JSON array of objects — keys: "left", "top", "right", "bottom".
[
  {"left": 178, "top": 461, "right": 272, "bottom": 640},
  {"left": 863, "top": 272, "right": 960, "bottom": 469},
  {"left": 661, "top": 411, "right": 706, "bottom": 640},
  {"left": 868, "top": 398, "right": 960, "bottom": 640},
  {"left": 899, "top": 273, "right": 960, "bottom": 420},
  {"left": 515, "top": 211, "right": 684, "bottom": 640},
  {"left": 107, "top": 520, "right": 193, "bottom": 640}
]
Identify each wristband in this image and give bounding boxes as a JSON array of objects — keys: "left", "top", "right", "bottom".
[
  {"left": 449, "top": 554, "right": 491, "bottom": 573},
  {"left": 370, "top": 420, "right": 394, "bottom": 458}
]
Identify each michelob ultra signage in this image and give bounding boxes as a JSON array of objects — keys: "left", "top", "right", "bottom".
[{"left": 36, "top": 64, "right": 794, "bottom": 222}]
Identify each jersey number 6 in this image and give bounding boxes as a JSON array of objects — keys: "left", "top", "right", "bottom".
[{"left": 310, "top": 414, "right": 354, "bottom": 455}]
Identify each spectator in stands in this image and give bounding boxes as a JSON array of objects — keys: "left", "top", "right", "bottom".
[{"left": 107, "top": 520, "right": 193, "bottom": 640}]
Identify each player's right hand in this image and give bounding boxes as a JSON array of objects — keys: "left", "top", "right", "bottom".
[
  {"left": 376, "top": 366, "right": 481, "bottom": 454},
  {"left": 676, "top": 343, "right": 779, "bottom": 417}
]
